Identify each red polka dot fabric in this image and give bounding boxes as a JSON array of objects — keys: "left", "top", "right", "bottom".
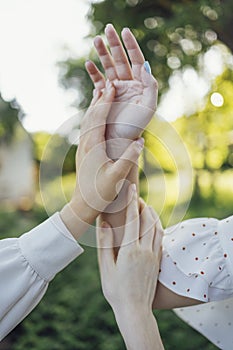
[{"left": 159, "top": 215, "right": 233, "bottom": 349}]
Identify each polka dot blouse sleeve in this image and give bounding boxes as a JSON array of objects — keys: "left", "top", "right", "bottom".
[{"left": 159, "top": 215, "right": 233, "bottom": 349}]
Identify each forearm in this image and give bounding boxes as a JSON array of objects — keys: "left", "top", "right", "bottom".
[
  {"left": 113, "top": 305, "right": 164, "bottom": 350},
  {"left": 100, "top": 162, "right": 139, "bottom": 247},
  {"left": 153, "top": 282, "right": 202, "bottom": 309}
]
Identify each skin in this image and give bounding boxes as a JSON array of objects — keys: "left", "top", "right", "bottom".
[
  {"left": 59, "top": 81, "right": 144, "bottom": 240},
  {"left": 87, "top": 24, "right": 202, "bottom": 309},
  {"left": 85, "top": 24, "right": 158, "bottom": 158},
  {"left": 86, "top": 23, "right": 158, "bottom": 249},
  {"left": 97, "top": 184, "right": 164, "bottom": 350}
]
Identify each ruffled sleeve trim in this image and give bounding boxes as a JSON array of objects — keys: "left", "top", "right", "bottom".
[{"left": 159, "top": 217, "right": 233, "bottom": 303}]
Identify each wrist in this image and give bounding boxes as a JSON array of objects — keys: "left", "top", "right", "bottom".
[
  {"left": 70, "top": 194, "right": 98, "bottom": 223},
  {"left": 60, "top": 195, "right": 98, "bottom": 240},
  {"left": 113, "top": 302, "right": 152, "bottom": 321},
  {"left": 113, "top": 304, "right": 164, "bottom": 350},
  {"left": 106, "top": 137, "right": 132, "bottom": 160}
]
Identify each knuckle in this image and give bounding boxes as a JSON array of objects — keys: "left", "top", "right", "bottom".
[
  {"left": 127, "top": 211, "right": 138, "bottom": 222},
  {"left": 128, "top": 248, "right": 140, "bottom": 259},
  {"left": 113, "top": 167, "right": 123, "bottom": 179},
  {"left": 110, "top": 165, "right": 124, "bottom": 181},
  {"left": 144, "top": 206, "right": 155, "bottom": 223}
]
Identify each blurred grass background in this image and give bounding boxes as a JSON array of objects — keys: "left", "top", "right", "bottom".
[
  {"left": 1, "top": 166, "right": 232, "bottom": 349},
  {"left": 1, "top": 0, "right": 233, "bottom": 348}
]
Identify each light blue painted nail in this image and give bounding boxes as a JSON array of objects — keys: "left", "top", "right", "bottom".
[{"left": 144, "top": 61, "right": 151, "bottom": 74}]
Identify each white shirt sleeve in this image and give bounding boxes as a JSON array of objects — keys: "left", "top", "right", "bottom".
[{"left": 0, "top": 212, "right": 84, "bottom": 341}]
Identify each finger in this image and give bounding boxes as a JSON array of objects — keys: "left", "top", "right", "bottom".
[
  {"left": 96, "top": 219, "right": 115, "bottom": 273},
  {"left": 94, "top": 80, "right": 115, "bottom": 131},
  {"left": 121, "top": 183, "right": 139, "bottom": 247},
  {"left": 149, "top": 209, "right": 164, "bottom": 255},
  {"left": 105, "top": 23, "right": 133, "bottom": 80},
  {"left": 138, "top": 197, "right": 146, "bottom": 214},
  {"left": 81, "top": 82, "right": 115, "bottom": 139},
  {"left": 110, "top": 138, "right": 144, "bottom": 184},
  {"left": 94, "top": 35, "right": 118, "bottom": 80},
  {"left": 85, "top": 60, "right": 106, "bottom": 90},
  {"left": 140, "top": 63, "right": 158, "bottom": 111},
  {"left": 139, "top": 206, "right": 155, "bottom": 250},
  {"left": 90, "top": 89, "right": 102, "bottom": 107},
  {"left": 154, "top": 229, "right": 163, "bottom": 262},
  {"left": 121, "top": 27, "right": 145, "bottom": 80}
]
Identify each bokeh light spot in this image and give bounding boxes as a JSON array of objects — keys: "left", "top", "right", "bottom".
[{"left": 210, "top": 92, "right": 224, "bottom": 107}]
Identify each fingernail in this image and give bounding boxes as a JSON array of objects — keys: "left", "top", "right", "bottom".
[
  {"left": 136, "top": 137, "right": 144, "bottom": 149},
  {"left": 94, "top": 36, "right": 102, "bottom": 47},
  {"left": 131, "top": 183, "right": 136, "bottom": 192},
  {"left": 106, "top": 23, "right": 114, "bottom": 30},
  {"left": 144, "top": 61, "right": 151, "bottom": 74},
  {"left": 101, "top": 221, "right": 110, "bottom": 229}
]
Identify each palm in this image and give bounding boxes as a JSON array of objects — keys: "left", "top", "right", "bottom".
[
  {"left": 114, "top": 79, "right": 143, "bottom": 103},
  {"left": 85, "top": 25, "right": 158, "bottom": 143},
  {"left": 107, "top": 79, "right": 153, "bottom": 140}
]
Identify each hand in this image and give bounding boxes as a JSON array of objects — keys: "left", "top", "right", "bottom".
[
  {"left": 97, "top": 184, "right": 164, "bottom": 350},
  {"left": 86, "top": 24, "right": 158, "bottom": 158},
  {"left": 60, "top": 84, "right": 144, "bottom": 239},
  {"left": 97, "top": 183, "right": 163, "bottom": 312}
]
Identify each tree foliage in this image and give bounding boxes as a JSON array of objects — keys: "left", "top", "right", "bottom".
[
  {"left": 33, "top": 132, "right": 76, "bottom": 176},
  {"left": 174, "top": 68, "right": 233, "bottom": 171},
  {"left": 0, "top": 95, "right": 22, "bottom": 143},
  {"left": 61, "top": 0, "right": 233, "bottom": 108},
  {"left": 59, "top": 0, "right": 233, "bottom": 202}
]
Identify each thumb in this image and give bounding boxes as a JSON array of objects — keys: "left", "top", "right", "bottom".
[
  {"left": 141, "top": 62, "right": 158, "bottom": 111},
  {"left": 111, "top": 138, "right": 144, "bottom": 182}
]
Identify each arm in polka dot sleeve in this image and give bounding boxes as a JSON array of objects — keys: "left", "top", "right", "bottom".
[
  {"left": 153, "top": 282, "right": 203, "bottom": 309},
  {"left": 152, "top": 215, "right": 233, "bottom": 309}
]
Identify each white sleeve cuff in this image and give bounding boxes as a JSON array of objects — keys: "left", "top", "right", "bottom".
[{"left": 19, "top": 212, "right": 84, "bottom": 282}]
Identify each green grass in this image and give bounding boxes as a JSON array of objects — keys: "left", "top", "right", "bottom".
[
  {"left": 141, "top": 169, "right": 233, "bottom": 227},
  {"left": 1, "top": 170, "right": 232, "bottom": 349}
]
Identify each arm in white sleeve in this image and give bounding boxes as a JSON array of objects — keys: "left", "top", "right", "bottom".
[{"left": 0, "top": 212, "right": 84, "bottom": 341}]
